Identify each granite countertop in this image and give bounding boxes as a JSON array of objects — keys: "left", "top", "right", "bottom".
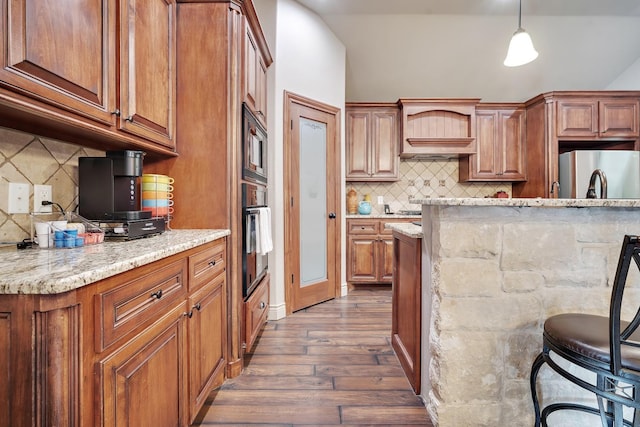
[
  {"left": 0, "top": 229, "right": 230, "bottom": 295},
  {"left": 346, "top": 213, "right": 421, "bottom": 219},
  {"left": 412, "top": 197, "right": 640, "bottom": 208},
  {"left": 385, "top": 222, "right": 423, "bottom": 238}
]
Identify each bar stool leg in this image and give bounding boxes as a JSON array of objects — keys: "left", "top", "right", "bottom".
[{"left": 530, "top": 352, "right": 546, "bottom": 426}]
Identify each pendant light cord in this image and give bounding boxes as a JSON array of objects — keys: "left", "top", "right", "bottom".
[{"left": 518, "top": 0, "right": 522, "bottom": 29}]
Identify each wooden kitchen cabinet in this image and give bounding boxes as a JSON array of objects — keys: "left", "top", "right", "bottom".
[
  {"left": 392, "top": 229, "right": 422, "bottom": 393},
  {"left": 187, "top": 272, "right": 227, "bottom": 423},
  {"left": 398, "top": 98, "right": 480, "bottom": 158},
  {"left": 346, "top": 104, "right": 400, "bottom": 181},
  {"left": 460, "top": 104, "right": 526, "bottom": 181},
  {"left": 117, "top": 0, "right": 177, "bottom": 149},
  {"left": 244, "top": 21, "right": 268, "bottom": 127},
  {"left": 0, "top": 0, "right": 176, "bottom": 153},
  {"left": 244, "top": 273, "right": 270, "bottom": 352},
  {"left": 347, "top": 218, "right": 414, "bottom": 285},
  {"left": 0, "top": 238, "right": 227, "bottom": 427},
  {"left": 100, "top": 303, "right": 188, "bottom": 427},
  {"left": 513, "top": 91, "right": 640, "bottom": 199},
  {"left": 557, "top": 98, "right": 639, "bottom": 138},
  {"left": 145, "top": 0, "right": 273, "bottom": 379}
]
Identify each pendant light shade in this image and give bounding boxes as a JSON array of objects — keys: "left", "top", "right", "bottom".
[{"left": 504, "top": 0, "right": 538, "bottom": 67}]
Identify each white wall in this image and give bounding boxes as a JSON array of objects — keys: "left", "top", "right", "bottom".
[
  {"left": 320, "top": 14, "right": 640, "bottom": 102},
  {"left": 607, "top": 57, "right": 640, "bottom": 89},
  {"left": 254, "top": 0, "right": 346, "bottom": 319}
]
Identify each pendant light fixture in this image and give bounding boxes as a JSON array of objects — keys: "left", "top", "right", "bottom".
[{"left": 503, "top": 0, "right": 538, "bottom": 67}]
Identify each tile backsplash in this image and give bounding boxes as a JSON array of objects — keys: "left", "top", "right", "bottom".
[
  {"left": 0, "top": 127, "right": 104, "bottom": 243},
  {"left": 347, "top": 159, "right": 512, "bottom": 215}
]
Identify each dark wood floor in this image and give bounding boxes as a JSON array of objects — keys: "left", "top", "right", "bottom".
[{"left": 193, "top": 286, "right": 433, "bottom": 426}]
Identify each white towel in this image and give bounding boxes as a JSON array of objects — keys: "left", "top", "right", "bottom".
[{"left": 256, "top": 207, "right": 273, "bottom": 255}]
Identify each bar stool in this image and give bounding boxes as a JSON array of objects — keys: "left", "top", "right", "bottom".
[{"left": 530, "top": 235, "right": 640, "bottom": 427}]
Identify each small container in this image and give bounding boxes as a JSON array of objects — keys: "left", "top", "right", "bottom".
[
  {"left": 358, "top": 201, "right": 372, "bottom": 215},
  {"left": 54, "top": 239, "right": 64, "bottom": 248},
  {"left": 75, "top": 237, "right": 85, "bottom": 247},
  {"left": 64, "top": 237, "right": 75, "bottom": 248},
  {"left": 54, "top": 230, "right": 65, "bottom": 239}
]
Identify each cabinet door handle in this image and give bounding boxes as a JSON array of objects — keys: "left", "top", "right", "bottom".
[
  {"left": 125, "top": 116, "right": 134, "bottom": 122},
  {"left": 111, "top": 109, "right": 121, "bottom": 117},
  {"left": 193, "top": 302, "right": 202, "bottom": 312},
  {"left": 328, "top": 213, "right": 336, "bottom": 219},
  {"left": 259, "top": 301, "right": 266, "bottom": 309},
  {"left": 208, "top": 260, "right": 216, "bottom": 267},
  {"left": 150, "top": 289, "right": 163, "bottom": 300}
]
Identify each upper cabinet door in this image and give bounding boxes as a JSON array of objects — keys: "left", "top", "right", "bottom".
[
  {"left": 556, "top": 100, "right": 599, "bottom": 137},
  {"left": 244, "top": 22, "right": 268, "bottom": 128},
  {"left": 0, "top": 0, "right": 116, "bottom": 124},
  {"left": 118, "top": 0, "right": 176, "bottom": 149},
  {"left": 599, "top": 99, "right": 639, "bottom": 138},
  {"left": 345, "top": 105, "right": 399, "bottom": 182},
  {"left": 556, "top": 98, "right": 639, "bottom": 139}
]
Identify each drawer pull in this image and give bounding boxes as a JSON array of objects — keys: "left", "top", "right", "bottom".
[
  {"left": 259, "top": 301, "right": 266, "bottom": 310},
  {"left": 186, "top": 310, "right": 194, "bottom": 318},
  {"left": 193, "top": 302, "right": 202, "bottom": 312},
  {"left": 150, "top": 290, "right": 163, "bottom": 300},
  {"left": 208, "top": 260, "right": 216, "bottom": 267}
]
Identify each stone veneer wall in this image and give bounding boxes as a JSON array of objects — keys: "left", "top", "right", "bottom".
[
  {"left": 422, "top": 205, "right": 640, "bottom": 426},
  {"left": 347, "top": 160, "right": 512, "bottom": 215},
  {"left": 0, "top": 127, "right": 104, "bottom": 243}
]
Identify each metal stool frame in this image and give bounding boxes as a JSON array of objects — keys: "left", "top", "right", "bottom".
[{"left": 530, "top": 235, "right": 640, "bottom": 427}]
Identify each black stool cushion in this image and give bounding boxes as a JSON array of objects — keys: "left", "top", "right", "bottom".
[{"left": 544, "top": 313, "right": 640, "bottom": 372}]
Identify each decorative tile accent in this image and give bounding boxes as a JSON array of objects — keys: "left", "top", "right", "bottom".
[
  {"left": 346, "top": 159, "right": 512, "bottom": 215},
  {"left": 0, "top": 127, "right": 104, "bottom": 243}
]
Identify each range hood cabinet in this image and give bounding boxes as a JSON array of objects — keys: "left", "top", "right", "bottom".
[{"left": 399, "top": 98, "right": 480, "bottom": 158}]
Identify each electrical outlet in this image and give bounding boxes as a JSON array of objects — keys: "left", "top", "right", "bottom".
[
  {"left": 33, "top": 184, "right": 52, "bottom": 213},
  {"left": 377, "top": 195, "right": 384, "bottom": 205},
  {"left": 8, "top": 182, "right": 30, "bottom": 214}
]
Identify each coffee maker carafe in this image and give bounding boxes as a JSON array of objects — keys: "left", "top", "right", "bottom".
[{"left": 79, "top": 150, "right": 151, "bottom": 221}]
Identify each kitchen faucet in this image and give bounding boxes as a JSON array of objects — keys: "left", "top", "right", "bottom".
[{"left": 586, "top": 169, "right": 607, "bottom": 199}]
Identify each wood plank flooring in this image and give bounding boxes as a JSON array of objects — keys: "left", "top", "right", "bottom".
[{"left": 193, "top": 286, "right": 433, "bottom": 426}]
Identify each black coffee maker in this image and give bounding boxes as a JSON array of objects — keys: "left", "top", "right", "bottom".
[{"left": 79, "top": 150, "right": 151, "bottom": 221}]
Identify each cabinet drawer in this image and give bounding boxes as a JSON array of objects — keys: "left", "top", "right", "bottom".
[
  {"left": 244, "top": 274, "right": 269, "bottom": 352},
  {"left": 95, "top": 259, "right": 187, "bottom": 352},
  {"left": 189, "top": 240, "right": 226, "bottom": 292},
  {"left": 347, "top": 219, "right": 379, "bottom": 235}
]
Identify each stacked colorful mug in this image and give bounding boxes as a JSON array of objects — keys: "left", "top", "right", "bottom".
[{"left": 141, "top": 174, "right": 174, "bottom": 225}]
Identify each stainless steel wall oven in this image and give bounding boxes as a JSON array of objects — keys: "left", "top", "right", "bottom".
[{"left": 242, "top": 182, "right": 268, "bottom": 298}]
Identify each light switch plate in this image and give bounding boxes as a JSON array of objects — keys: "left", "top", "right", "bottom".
[
  {"left": 8, "top": 182, "right": 30, "bottom": 214},
  {"left": 377, "top": 196, "right": 384, "bottom": 205}
]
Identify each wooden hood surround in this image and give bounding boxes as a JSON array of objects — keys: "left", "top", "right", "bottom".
[{"left": 398, "top": 98, "right": 481, "bottom": 158}]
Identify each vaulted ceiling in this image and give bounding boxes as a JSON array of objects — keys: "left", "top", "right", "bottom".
[{"left": 293, "top": 0, "right": 640, "bottom": 102}]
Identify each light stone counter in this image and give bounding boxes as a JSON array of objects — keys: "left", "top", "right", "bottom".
[
  {"left": 414, "top": 198, "right": 640, "bottom": 427},
  {"left": 0, "top": 229, "right": 230, "bottom": 295},
  {"left": 386, "top": 222, "right": 423, "bottom": 239},
  {"left": 346, "top": 214, "right": 421, "bottom": 219},
  {"left": 413, "top": 196, "right": 640, "bottom": 208}
]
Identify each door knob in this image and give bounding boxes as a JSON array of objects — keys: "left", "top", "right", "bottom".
[{"left": 328, "top": 213, "right": 336, "bottom": 219}]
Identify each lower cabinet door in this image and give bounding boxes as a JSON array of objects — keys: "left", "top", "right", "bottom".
[
  {"left": 347, "top": 236, "right": 378, "bottom": 282},
  {"left": 99, "top": 303, "right": 187, "bottom": 427},
  {"left": 379, "top": 237, "right": 395, "bottom": 282},
  {"left": 244, "top": 274, "right": 270, "bottom": 352},
  {"left": 188, "top": 273, "right": 226, "bottom": 423}
]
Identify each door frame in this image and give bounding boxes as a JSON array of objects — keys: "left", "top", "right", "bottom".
[{"left": 283, "top": 91, "right": 342, "bottom": 315}]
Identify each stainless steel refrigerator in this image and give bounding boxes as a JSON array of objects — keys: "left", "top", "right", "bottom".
[{"left": 558, "top": 150, "right": 640, "bottom": 199}]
